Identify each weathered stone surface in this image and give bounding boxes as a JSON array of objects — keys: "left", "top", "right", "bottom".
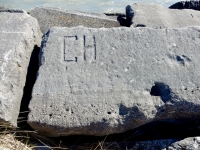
[
  {"left": 28, "top": 26, "right": 200, "bottom": 137},
  {"left": 0, "top": 6, "right": 4, "bottom": 9},
  {"left": 169, "top": 0, "right": 200, "bottom": 11},
  {"left": 129, "top": 137, "right": 200, "bottom": 150},
  {"left": 29, "top": 7, "right": 121, "bottom": 34},
  {"left": 126, "top": 3, "right": 200, "bottom": 28},
  {"left": 0, "top": 10, "right": 42, "bottom": 126}
]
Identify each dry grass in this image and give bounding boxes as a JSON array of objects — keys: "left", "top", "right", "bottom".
[
  {"left": 0, "top": 122, "right": 33, "bottom": 150},
  {"left": 0, "top": 133, "right": 32, "bottom": 150},
  {"left": 0, "top": 122, "right": 124, "bottom": 150}
]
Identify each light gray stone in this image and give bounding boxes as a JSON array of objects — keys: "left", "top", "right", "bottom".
[
  {"left": 29, "top": 7, "right": 121, "bottom": 34},
  {"left": 129, "top": 137, "right": 200, "bottom": 150},
  {"left": 0, "top": 10, "right": 42, "bottom": 126},
  {"left": 126, "top": 3, "right": 200, "bottom": 28},
  {"left": 28, "top": 26, "right": 200, "bottom": 137},
  {"left": 169, "top": 137, "right": 200, "bottom": 150},
  {"left": 0, "top": 6, "right": 4, "bottom": 9}
]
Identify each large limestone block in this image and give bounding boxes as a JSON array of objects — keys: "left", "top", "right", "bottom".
[
  {"left": 0, "top": 10, "right": 42, "bottom": 126},
  {"left": 126, "top": 3, "right": 200, "bottom": 28},
  {"left": 28, "top": 26, "right": 200, "bottom": 137},
  {"left": 29, "top": 7, "right": 121, "bottom": 34}
]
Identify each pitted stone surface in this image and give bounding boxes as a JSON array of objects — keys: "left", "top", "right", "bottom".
[
  {"left": 28, "top": 26, "right": 200, "bottom": 137},
  {"left": 126, "top": 3, "right": 200, "bottom": 28},
  {"left": 0, "top": 10, "right": 42, "bottom": 126},
  {"left": 30, "top": 7, "right": 121, "bottom": 34}
]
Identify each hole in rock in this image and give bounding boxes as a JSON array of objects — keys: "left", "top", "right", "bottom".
[
  {"left": 136, "top": 24, "right": 146, "bottom": 27},
  {"left": 176, "top": 55, "right": 185, "bottom": 65},
  {"left": 107, "top": 112, "right": 111, "bottom": 114},
  {"left": 150, "top": 82, "right": 171, "bottom": 103},
  {"left": 192, "top": 90, "right": 194, "bottom": 93},
  {"left": 17, "top": 45, "right": 40, "bottom": 128}
]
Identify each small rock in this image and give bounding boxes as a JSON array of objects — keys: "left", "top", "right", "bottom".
[
  {"left": 127, "top": 137, "right": 200, "bottom": 150},
  {"left": 169, "top": 0, "right": 200, "bottom": 11}
]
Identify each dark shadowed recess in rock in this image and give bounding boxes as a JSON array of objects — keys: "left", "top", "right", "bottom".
[
  {"left": 104, "top": 13, "right": 129, "bottom": 27},
  {"left": 150, "top": 82, "right": 172, "bottom": 103},
  {"left": 47, "top": 120, "right": 200, "bottom": 149},
  {"left": 136, "top": 24, "right": 146, "bottom": 27},
  {"left": 17, "top": 45, "right": 40, "bottom": 128},
  {"left": 169, "top": 0, "right": 200, "bottom": 11}
]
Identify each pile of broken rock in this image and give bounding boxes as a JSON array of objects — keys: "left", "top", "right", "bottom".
[{"left": 1, "top": 2, "right": 200, "bottom": 149}]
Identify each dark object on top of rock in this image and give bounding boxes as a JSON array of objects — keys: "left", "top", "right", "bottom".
[
  {"left": 169, "top": 0, "right": 200, "bottom": 11},
  {"left": 104, "top": 13, "right": 129, "bottom": 27},
  {"left": 0, "top": 8, "right": 24, "bottom": 13}
]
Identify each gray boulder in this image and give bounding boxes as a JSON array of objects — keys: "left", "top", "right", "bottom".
[
  {"left": 129, "top": 137, "right": 200, "bottom": 150},
  {"left": 169, "top": 0, "right": 200, "bottom": 11},
  {"left": 29, "top": 7, "right": 121, "bottom": 34},
  {"left": 28, "top": 26, "right": 200, "bottom": 137},
  {"left": 0, "top": 6, "right": 4, "bottom": 9},
  {"left": 126, "top": 3, "right": 200, "bottom": 28},
  {"left": 0, "top": 10, "right": 42, "bottom": 126},
  {"left": 170, "top": 137, "right": 200, "bottom": 150}
]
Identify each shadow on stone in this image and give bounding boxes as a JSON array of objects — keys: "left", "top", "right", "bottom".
[
  {"left": 104, "top": 13, "right": 129, "bottom": 27},
  {"left": 117, "top": 15, "right": 129, "bottom": 27},
  {"left": 17, "top": 45, "right": 40, "bottom": 128},
  {"left": 49, "top": 120, "right": 200, "bottom": 149},
  {"left": 150, "top": 82, "right": 171, "bottom": 103}
]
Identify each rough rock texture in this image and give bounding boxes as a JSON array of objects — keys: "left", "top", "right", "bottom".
[
  {"left": 29, "top": 7, "right": 121, "bottom": 34},
  {"left": 0, "top": 10, "right": 42, "bottom": 126},
  {"left": 169, "top": 0, "right": 200, "bottom": 11},
  {"left": 126, "top": 3, "right": 200, "bottom": 28},
  {"left": 129, "top": 137, "right": 200, "bottom": 150},
  {"left": 28, "top": 26, "right": 200, "bottom": 137}
]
